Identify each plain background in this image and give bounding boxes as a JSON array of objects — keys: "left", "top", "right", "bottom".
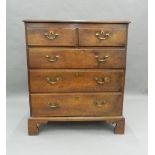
[{"left": 6, "top": 0, "right": 148, "bottom": 155}]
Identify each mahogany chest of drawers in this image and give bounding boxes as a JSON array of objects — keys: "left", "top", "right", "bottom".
[{"left": 23, "top": 20, "right": 130, "bottom": 135}]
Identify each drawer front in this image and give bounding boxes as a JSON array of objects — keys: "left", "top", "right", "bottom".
[
  {"left": 28, "top": 48, "right": 126, "bottom": 69},
  {"left": 31, "top": 93, "right": 123, "bottom": 116},
  {"left": 27, "top": 28, "right": 77, "bottom": 46},
  {"left": 79, "top": 25, "right": 127, "bottom": 46},
  {"left": 29, "top": 69, "right": 124, "bottom": 93}
]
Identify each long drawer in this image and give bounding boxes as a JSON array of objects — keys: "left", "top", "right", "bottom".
[
  {"left": 30, "top": 93, "right": 123, "bottom": 117},
  {"left": 29, "top": 69, "right": 124, "bottom": 93},
  {"left": 28, "top": 48, "right": 126, "bottom": 69}
]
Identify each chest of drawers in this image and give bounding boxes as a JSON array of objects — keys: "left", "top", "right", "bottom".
[{"left": 23, "top": 20, "right": 130, "bottom": 135}]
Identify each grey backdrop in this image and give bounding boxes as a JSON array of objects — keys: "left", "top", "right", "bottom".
[{"left": 6, "top": 0, "right": 147, "bottom": 96}]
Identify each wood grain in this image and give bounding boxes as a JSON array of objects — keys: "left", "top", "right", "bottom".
[
  {"left": 79, "top": 26, "right": 127, "bottom": 46},
  {"left": 24, "top": 21, "right": 129, "bottom": 135},
  {"left": 29, "top": 69, "right": 124, "bottom": 93},
  {"left": 28, "top": 48, "right": 126, "bottom": 69},
  {"left": 27, "top": 28, "right": 77, "bottom": 46},
  {"left": 30, "top": 92, "right": 123, "bottom": 117},
  {"left": 28, "top": 116, "right": 125, "bottom": 135}
]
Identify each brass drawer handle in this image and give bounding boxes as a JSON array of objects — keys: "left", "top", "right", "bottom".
[
  {"left": 95, "top": 55, "right": 109, "bottom": 63},
  {"left": 95, "top": 30, "right": 110, "bottom": 40},
  {"left": 94, "top": 77, "right": 109, "bottom": 85},
  {"left": 94, "top": 101, "right": 106, "bottom": 107},
  {"left": 45, "top": 77, "right": 62, "bottom": 85},
  {"left": 45, "top": 55, "right": 59, "bottom": 62},
  {"left": 44, "top": 31, "right": 59, "bottom": 40},
  {"left": 48, "top": 102, "right": 59, "bottom": 108}
]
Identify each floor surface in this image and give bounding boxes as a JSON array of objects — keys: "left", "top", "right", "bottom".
[{"left": 6, "top": 94, "right": 147, "bottom": 155}]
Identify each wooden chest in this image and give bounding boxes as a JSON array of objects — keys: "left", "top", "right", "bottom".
[{"left": 23, "top": 20, "right": 130, "bottom": 135}]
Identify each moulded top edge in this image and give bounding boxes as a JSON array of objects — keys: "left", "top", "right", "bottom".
[{"left": 23, "top": 20, "right": 131, "bottom": 24}]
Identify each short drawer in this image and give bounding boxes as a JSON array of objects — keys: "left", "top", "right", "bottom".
[
  {"left": 27, "top": 27, "right": 77, "bottom": 46},
  {"left": 79, "top": 24, "right": 127, "bottom": 46},
  {"left": 28, "top": 48, "right": 126, "bottom": 69},
  {"left": 29, "top": 69, "right": 124, "bottom": 93},
  {"left": 30, "top": 93, "right": 123, "bottom": 117}
]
